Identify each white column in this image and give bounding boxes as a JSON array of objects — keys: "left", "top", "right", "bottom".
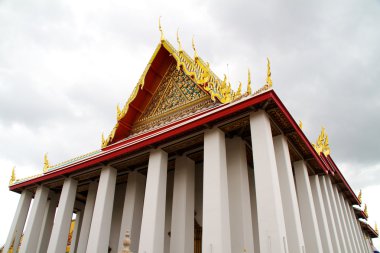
[
  {"left": 293, "top": 161, "right": 323, "bottom": 253},
  {"left": 309, "top": 175, "right": 334, "bottom": 253},
  {"left": 365, "top": 236, "right": 373, "bottom": 253},
  {"left": 339, "top": 195, "right": 360, "bottom": 253},
  {"left": 345, "top": 201, "right": 365, "bottom": 253},
  {"left": 139, "top": 149, "right": 168, "bottom": 253},
  {"left": 273, "top": 135, "right": 305, "bottom": 253},
  {"left": 319, "top": 176, "right": 341, "bottom": 252},
  {"left": 109, "top": 183, "right": 127, "bottom": 252},
  {"left": 37, "top": 193, "right": 59, "bottom": 253},
  {"left": 325, "top": 177, "right": 348, "bottom": 252},
  {"left": 3, "top": 190, "right": 32, "bottom": 253},
  {"left": 19, "top": 185, "right": 50, "bottom": 253},
  {"left": 249, "top": 110, "right": 288, "bottom": 253},
  {"left": 76, "top": 181, "right": 98, "bottom": 253},
  {"left": 69, "top": 211, "right": 83, "bottom": 253},
  {"left": 86, "top": 166, "right": 117, "bottom": 253},
  {"left": 202, "top": 128, "right": 232, "bottom": 253},
  {"left": 194, "top": 163, "right": 203, "bottom": 226},
  {"left": 47, "top": 178, "right": 78, "bottom": 253},
  {"left": 117, "top": 172, "right": 146, "bottom": 253},
  {"left": 170, "top": 156, "right": 195, "bottom": 253},
  {"left": 226, "top": 137, "right": 254, "bottom": 253},
  {"left": 354, "top": 214, "right": 369, "bottom": 252},
  {"left": 164, "top": 171, "right": 174, "bottom": 253},
  {"left": 333, "top": 187, "right": 353, "bottom": 252},
  {"left": 248, "top": 168, "right": 260, "bottom": 253}
]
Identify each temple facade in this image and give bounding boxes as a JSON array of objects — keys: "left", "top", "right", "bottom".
[{"left": 2, "top": 30, "right": 378, "bottom": 253}]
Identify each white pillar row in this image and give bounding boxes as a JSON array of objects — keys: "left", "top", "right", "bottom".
[
  {"left": 247, "top": 168, "right": 260, "bottom": 253},
  {"left": 202, "top": 128, "right": 232, "bottom": 253},
  {"left": 76, "top": 181, "right": 98, "bottom": 253},
  {"left": 333, "top": 188, "right": 354, "bottom": 252},
  {"left": 273, "top": 135, "right": 305, "bottom": 253},
  {"left": 117, "top": 172, "right": 146, "bottom": 253},
  {"left": 249, "top": 110, "right": 288, "bottom": 253},
  {"left": 339, "top": 195, "right": 360, "bottom": 253},
  {"left": 345, "top": 201, "right": 365, "bottom": 253},
  {"left": 226, "top": 137, "right": 254, "bottom": 253},
  {"left": 356, "top": 219, "right": 371, "bottom": 253},
  {"left": 319, "top": 176, "right": 342, "bottom": 252},
  {"left": 19, "top": 185, "right": 50, "bottom": 253},
  {"left": 293, "top": 161, "right": 323, "bottom": 253},
  {"left": 69, "top": 211, "right": 83, "bottom": 253},
  {"left": 309, "top": 175, "right": 334, "bottom": 253},
  {"left": 325, "top": 177, "right": 348, "bottom": 252},
  {"left": 109, "top": 183, "right": 127, "bottom": 253},
  {"left": 3, "top": 190, "right": 33, "bottom": 253},
  {"left": 138, "top": 149, "right": 168, "bottom": 253},
  {"left": 164, "top": 171, "right": 174, "bottom": 253},
  {"left": 349, "top": 203, "right": 367, "bottom": 253},
  {"left": 37, "top": 193, "right": 59, "bottom": 253},
  {"left": 86, "top": 166, "right": 117, "bottom": 253},
  {"left": 170, "top": 155, "right": 195, "bottom": 253},
  {"left": 47, "top": 178, "right": 78, "bottom": 253}
]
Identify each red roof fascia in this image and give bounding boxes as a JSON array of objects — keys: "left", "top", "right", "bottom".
[
  {"left": 326, "top": 155, "right": 361, "bottom": 205},
  {"left": 319, "top": 153, "right": 335, "bottom": 175}
]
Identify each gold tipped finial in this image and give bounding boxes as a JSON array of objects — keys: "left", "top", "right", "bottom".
[
  {"left": 158, "top": 16, "right": 165, "bottom": 42},
  {"left": 364, "top": 204, "right": 368, "bottom": 217},
  {"left": 101, "top": 132, "right": 106, "bottom": 148},
  {"left": 312, "top": 127, "right": 331, "bottom": 156},
  {"left": 192, "top": 36, "right": 199, "bottom": 60},
  {"left": 235, "top": 82, "right": 242, "bottom": 98},
  {"left": 246, "top": 69, "right": 252, "bottom": 95},
  {"left": 299, "top": 120, "right": 303, "bottom": 130},
  {"left": 266, "top": 57, "right": 273, "bottom": 87},
  {"left": 358, "top": 189, "right": 362, "bottom": 203},
  {"left": 9, "top": 166, "right": 16, "bottom": 186},
  {"left": 43, "top": 153, "right": 50, "bottom": 173},
  {"left": 117, "top": 104, "right": 122, "bottom": 120},
  {"left": 375, "top": 223, "right": 378, "bottom": 234},
  {"left": 176, "top": 28, "right": 183, "bottom": 52}
]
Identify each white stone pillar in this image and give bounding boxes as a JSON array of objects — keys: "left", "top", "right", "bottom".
[
  {"left": 354, "top": 213, "right": 369, "bottom": 252},
  {"left": 339, "top": 195, "right": 360, "bottom": 253},
  {"left": 309, "top": 175, "right": 334, "bottom": 253},
  {"left": 164, "top": 171, "right": 174, "bottom": 253},
  {"left": 3, "top": 190, "right": 32, "bottom": 253},
  {"left": 69, "top": 211, "right": 83, "bottom": 253},
  {"left": 249, "top": 110, "right": 288, "bottom": 253},
  {"left": 37, "top": 193, "right": 59, "bottom": 253},
  {"left": 325, "top": 177, "right": 348, "bottom": 252},
  {"left": 333, "top": 187, "right": 353, "bottom": 252},
  {"left": 345, "top": 201, "right": 365, "bottom": 253},
  {"left": 109, "top": 183, "right": 127, "bottom": 253},
  {"left": 194, "top": 163, "right": 203, "bottom": 226},
  {"left": 273, "top": 135, "right": 305, "bottom": 253},
  {"left": 202, "top": 128, "right": 232, "bottom": 253},
  {"left": 76, "top": 181, "right": 98, "bottom": 253},
  {"left": 19, "top": 185, "right": 50, "bottom": 253},
  {"left": 293, "top": 161, "right": 323, "bottom": 253},
  {"left": 47, "top": 178, "right": 78, "bottom": 253},
  {"left": 117, "top": 172, "right": 146, "bottom": 253},
  {"left": 226, "top": 137, "right": 254, "bottom": 253},
  {"left": 248, "top": 168, "right": 260, "bottom": 253},
  {"left": 319, "top": 176, "right": 341, "bottom": 252},
  {"left": 138, "top": 149, "right": 168, "bottom": 253},
  {"left": 170, "top": 156, "right": 195, "bottom": 253},
  {"left": 86, "top": 166, "right": 117, "bottom": 253}
]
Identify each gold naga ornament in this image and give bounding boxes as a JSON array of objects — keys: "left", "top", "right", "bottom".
[
  {"left": 358, "top": 189, "right": 362, "bottom": 203},
  {"left": 9, "top": 166, "right": 16, "bottom": 186},
  {"left": 246, "top": 69, "right": 252, "bottom": 95},
  {"left": 43, "top": 153, "right": 50, "bottom": 173},
  {"left": 266, "top": 57, "right": 273, "bottom": 87},
  {"left": 375, "top": 223, "right": 378, "bottom": 234},
  {"left": 299, "top": 120, "right": 303, "bottom": 130},
  {"left": 364, "top": 203, "right": 368, "bottom": 217},
  {"left": 312, "top": 127, "right": 331, "bottom": 156}
]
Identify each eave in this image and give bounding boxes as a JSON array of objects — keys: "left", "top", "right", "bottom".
[{"left": 359, "top": 220, "right": 379, "bottom": 238}]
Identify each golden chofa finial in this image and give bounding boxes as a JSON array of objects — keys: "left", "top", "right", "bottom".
[
  {"left": 176, "top": 28, "right": 183, "bottom": 53},
  {"left": 101, "top": 132, "right": 106, "bottom": 148},
  {"left": 43, "top": 153, "right": 50, "bottom": 173},
  {"left": 192, "top": 36, "right": 199, "bottom": 60},
  {"left": 9, "top": 166, "right": 16, "bottom": 186},
  {"left": 299, "top": 120, "right": 303, "bottom": 130},
  {"left": 266, "top": 57, "right": 273, "bottom": 87},
  {"left": 235, "top": 82, "right": 242, "bottom": 98},
  {"left": 358, "top": 189, "right": 362, "bottom": 203},
  {"left": 364, "top": 204, "right": 368, "bottom": 217},
  {"left": 158, "top": 16, "right": 165, "bottom": 42},
  {"left": 313, "top": 127, "right": 331, "bottom": 156},
  {"left": 246, "top": 69, "right": 252, "bottom": 95}
]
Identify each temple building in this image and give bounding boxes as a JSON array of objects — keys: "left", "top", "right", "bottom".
[{"left": 2, "top": 25, "right": 378, "bottom": 253}]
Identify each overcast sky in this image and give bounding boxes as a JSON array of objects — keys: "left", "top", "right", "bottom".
[{"left": 0, "top": 0, "right": 379, "bottom": 249}]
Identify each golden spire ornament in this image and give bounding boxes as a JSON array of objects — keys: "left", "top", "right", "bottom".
[
  {"left": 43, "top": 153, "right": 50, "bottom": 173},
  {"left": 158, "top": 16, "right": 165, "bottom": 42},
  {"left": 246, "top": 69, "right": 252, "bottom": 95},
  {"left": 117, "top": 104, "right": 122, "bottom": 120},
  {"left": 364, "top": 204, "right": 368, "bottom": 217},
  {"left": 375, "top": 223, "right": 378, "bottom": 234},
  {"left": 192, "top": 36, "right": 199, "bottom": 60},
  {"left": 266, "top": 57, "right": 273, "bottom": 87},
  {"left": 102, "top": 132, "right": 106, "bottom": 148},
  {"left": 176, "top": 28, "right": 183, "bottom": 52},
  {"left": 358, "top": 189, "right": 362, "bottom": 203},
  {"left": 235, "top": 82, "right": 242, "bottom": 98},
  {"left": 9, "top": 166, "right": 16, "bottom": 186},
  {"left": 299, "top": 120, "right": 303, "bottom": 130}
]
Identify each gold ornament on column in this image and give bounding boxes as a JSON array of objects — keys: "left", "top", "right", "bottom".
[
  {"left": 158, "top": 16, "right": 165, "bottom": 42},
  {"left": 9, "top": 166, "right": 16, "bottom": 186},
  {"left": 43, "top": 153, "right": 50, "bottom": 173}
]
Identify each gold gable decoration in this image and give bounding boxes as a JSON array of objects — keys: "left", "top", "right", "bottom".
[{"left": 312, "top": 127, "right": 331, "bottom": 156}]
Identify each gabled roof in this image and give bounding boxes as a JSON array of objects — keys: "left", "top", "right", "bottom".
[{"left": 102, "top": 39, "right": 243, "bottom": 148}]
